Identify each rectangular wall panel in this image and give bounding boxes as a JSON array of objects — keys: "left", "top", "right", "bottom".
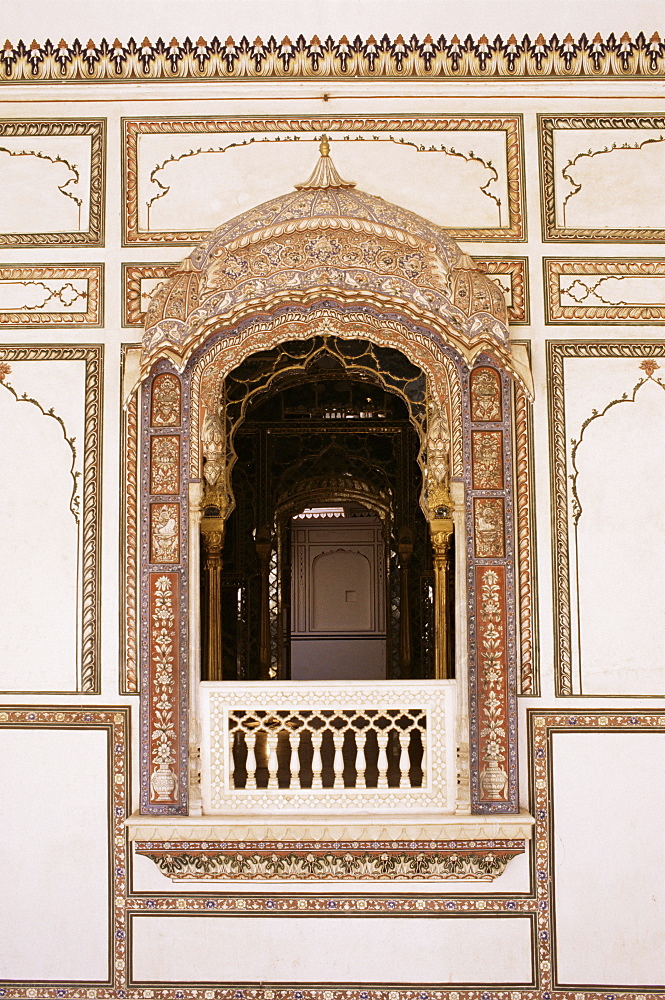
[
  {"left": 0, "top": 727, "right": 109, "bottom": 982},
  {"left": 552, "top": 731, "right": 665, "bottom": 987},
  {"left": 131, "top": 914, "right": 533, "bottom": 985}
]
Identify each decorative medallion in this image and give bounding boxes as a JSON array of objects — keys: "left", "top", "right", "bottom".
[
  {"left": 470, "top": 366, "right": 502, "bottom": 420},
  {"left": 150, "top": 434, "right": 180, "bottom": 495},
  {"left": 151, "top": 372, "right": 181, "bottom": 426},
  {"left": 472, "top": 430, "right": 504, "bottom": 489},
  {"left": 474, "top": 498, "right": 505, "bottom": 558}
]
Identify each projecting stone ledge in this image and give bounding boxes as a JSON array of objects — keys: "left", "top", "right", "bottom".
[{"left": 127, "top": 810, "right": 533, "bottom": 881}]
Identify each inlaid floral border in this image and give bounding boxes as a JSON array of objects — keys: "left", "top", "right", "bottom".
[{"left": 123, "top": 116, "right": 525, "bottom": 245}]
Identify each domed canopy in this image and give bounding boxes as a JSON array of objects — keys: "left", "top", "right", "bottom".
[{"left": 142, "top": 137, "right": 520, "bottom": 385}]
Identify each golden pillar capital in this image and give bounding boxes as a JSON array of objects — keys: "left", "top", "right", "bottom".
[{"left": 201, "top": 515, "right": 224, "bottom": 555}]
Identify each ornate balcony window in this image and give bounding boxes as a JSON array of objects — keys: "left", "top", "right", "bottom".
[{"left": 127, "top": 139, "right": 534, "bottom": 877}]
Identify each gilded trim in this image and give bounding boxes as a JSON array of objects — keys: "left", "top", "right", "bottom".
[
  {"left": 547, "top": 340, "right": 665, "bottom": 696},
  {"left": 136, "top": 840, "right": 526, "bottom": 881},
  {"left": 514, "top": 379, "right": 538, "bottom": 695},
  {"left": 0, "top": 119, "right": 105, "bottom": 246},
  {"left": 539, "top": 115, "right": 665, "bottom": 242},
  {"left": 0, "top": 264, "right": 103, "bottom": 327},
  {"left": 123, "top": 116, "right": 524, "bottom": 245},
  {"left": 121, "top": 374, "right": 140, "bottom": 694},
  {"left": 123, "top": 262, "right": 179, "bottom": 328},
  {"left": 545, "top": 258, "right": 665, "bottom": 323},
  {"left": 476, "top": 257, "right": 528, "bottom": 325},
  {"left": 0, "top": 345, "right": 103, "bottom": 693}
]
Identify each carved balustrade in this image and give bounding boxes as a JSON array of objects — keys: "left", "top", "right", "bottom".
[{"left": 199, "top": 680, "right": 457, "bottom": 815}]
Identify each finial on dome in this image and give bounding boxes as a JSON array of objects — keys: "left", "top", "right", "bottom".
[{"left": 295, "top": 134, "right": 356, "bottom": 190}]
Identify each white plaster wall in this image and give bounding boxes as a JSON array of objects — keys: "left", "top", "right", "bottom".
[
  {"left": 552, "top": 731, "right": 665, "bottom": 987},
  {"left": 131, "top": 914, "right": 533, "bottom": 984},
  {"left": 0, "top": 0, "right": 664, "bottom": 992},
  {"left": 0, "top": 728, "right": 109, "bottom": 982}
]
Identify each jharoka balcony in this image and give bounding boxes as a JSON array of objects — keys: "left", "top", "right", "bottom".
[{"left": 128, "top": 679, "right": 534, "bottom": 847}]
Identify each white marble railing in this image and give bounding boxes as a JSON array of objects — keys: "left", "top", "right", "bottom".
[{"left": 199, "top": 680, "right": 457, "bottom": 815}]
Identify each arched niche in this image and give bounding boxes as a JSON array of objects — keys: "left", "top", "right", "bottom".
[{"left": 131, "top": 143, "right": 533, "bottom": 822}]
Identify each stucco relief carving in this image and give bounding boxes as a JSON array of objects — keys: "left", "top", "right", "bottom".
[
  {"left": 150, "top": 503, "right": 180, "bottom": 564},
  {"left": 474, "top": 498, "right": 505, "bottom": 558},
  {"left": 471, "top": 431, "right": 504, "bottom": 490},
  {"left": 149, "top": 435, "right": 180, "bottom": 495},
  {"left": 136, "top": 841, "right": 525, "bottom": 881},
  {"left": 150, "top": 372, "right": 181, "bottom": 426}
]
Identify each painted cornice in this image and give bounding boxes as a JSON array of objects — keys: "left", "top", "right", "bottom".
[{"left": 1, "top": 31, "right": 663, "bottom": 82}]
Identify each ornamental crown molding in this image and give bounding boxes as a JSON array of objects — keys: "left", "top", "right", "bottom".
[{"left": 1, "top": 32, "right": 663, "bottom": 82}]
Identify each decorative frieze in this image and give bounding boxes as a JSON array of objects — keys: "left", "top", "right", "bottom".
[
  {"left": 539, "top": 115, "right": 665, "bottom": 242},
  {"left": 1, "top": 33, "right": 663, "bottom": 83},
  {"left": 136, "top": 839, "right": 526, "bottom": 881}
]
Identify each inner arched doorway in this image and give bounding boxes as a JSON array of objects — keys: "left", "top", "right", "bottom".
[{"left": 199, "top": 335, "right": 449, "bottom": 684}]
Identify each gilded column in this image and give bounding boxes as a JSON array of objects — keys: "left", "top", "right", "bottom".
[
  {"left": 255, "top": 525, "right": 272, "bottom": 681},
  {"left": 201, "top": 515, "right": 225, "bottom": 682},
  {"left": 431, "top": 517, "right": 454, "bottom": 680}
]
